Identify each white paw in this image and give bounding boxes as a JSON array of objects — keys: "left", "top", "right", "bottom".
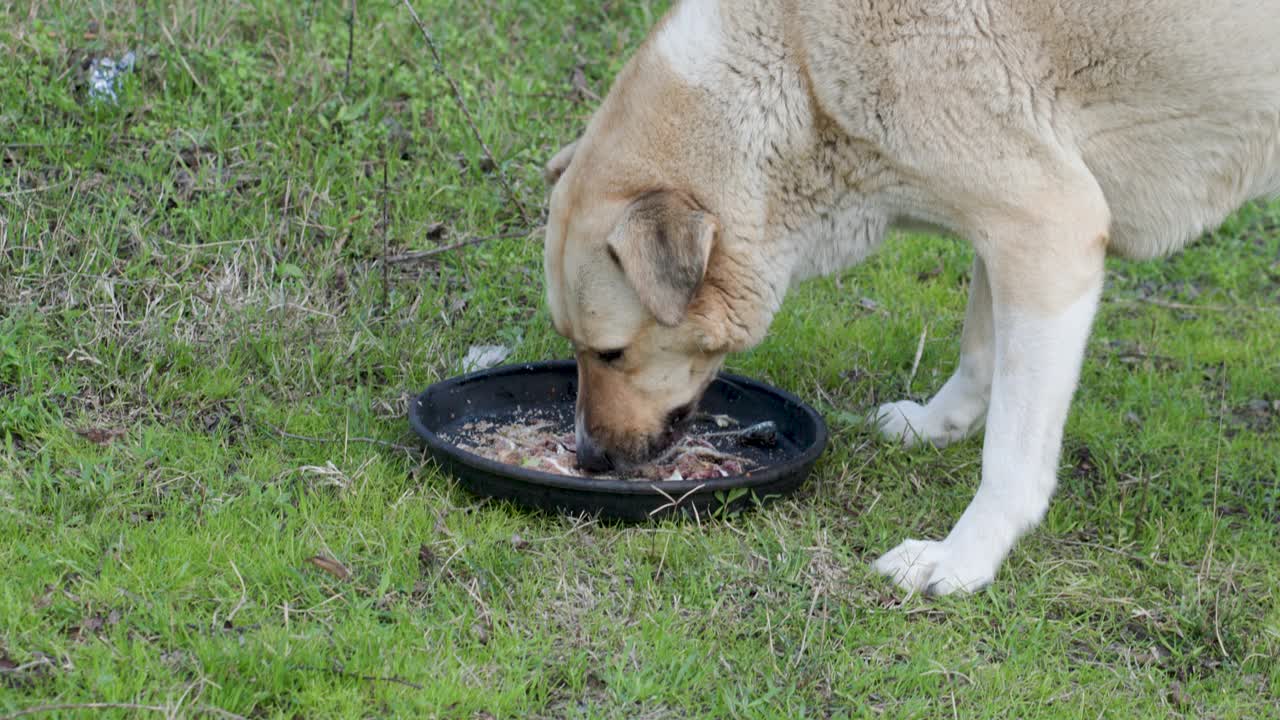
[
  {"left": 872, "top": 538, "right": 996, "bottom": 596},
  {"left": 874, "top": 399, "right": 977, "bottom": 448},
  {"left": 874, "top": 400, "right": 931, "bottom": 447}
]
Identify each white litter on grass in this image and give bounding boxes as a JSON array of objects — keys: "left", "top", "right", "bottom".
[
  {"left": 88, "top": 51, "right": 136, "bottom": 103},
  {"left": 461, "top": 344, "right": 511, "bottom": 373}
]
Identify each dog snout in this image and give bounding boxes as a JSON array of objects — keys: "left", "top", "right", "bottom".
[{"left": 575, "top": 433, "right": 614, "bottom": 473}]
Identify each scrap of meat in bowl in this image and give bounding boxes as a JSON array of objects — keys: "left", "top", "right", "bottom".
[{"left": 449, "top": 412, "right": 778, "bottom": 481}]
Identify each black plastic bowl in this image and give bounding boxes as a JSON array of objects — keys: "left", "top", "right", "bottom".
[{"left": 409, "top": 360, "right": 828, "bottom": 521}]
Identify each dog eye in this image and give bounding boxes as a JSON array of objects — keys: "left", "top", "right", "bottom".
[{"left": 596, "top": 348, "right": 624, "bottom": 363}]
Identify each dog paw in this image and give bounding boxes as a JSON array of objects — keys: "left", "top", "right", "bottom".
[
  {"left": 872, "top": 538, "right": 995, "bottom": 596},
  {"left": 873, "top": 400, "right": 930, "bottom": 446},
  {"left": 874, "top": 400, "right": 975, "bottom": 448}
]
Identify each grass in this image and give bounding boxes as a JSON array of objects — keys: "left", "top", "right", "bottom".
[{"left": 2, "top": 1, "right": 1279, "bottom": 717}]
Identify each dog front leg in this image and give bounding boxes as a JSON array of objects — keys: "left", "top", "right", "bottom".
[
  {"left": 873, "top": 215, "right": 1107, "bottom": 595},
  {"left": 876, "top": 256, "right": 994, "bottom": 447}
]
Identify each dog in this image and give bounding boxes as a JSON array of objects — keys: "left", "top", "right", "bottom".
[{"left": 541, "top": 0, "right": 1280, "bottom": 595}]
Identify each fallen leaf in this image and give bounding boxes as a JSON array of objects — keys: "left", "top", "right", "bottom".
[
  {"left": 0, "top": 652, "right": 40, "bottom": 689},
  {"left": 510, "top": 533, "right": 529, "bottom": 550},
  {"left": 461, "top": 345, "right": 511, "bottom": 373},
  {"left": 32, "top": 585, "right": 56, "bottom": 609},
  {"left": 1167, "top": 681, "right": 1191, "bottom": 708},
  {"left": 584, "top": 672, "right": 607, "bottom": 692},
  {"left": 917, "top": 261, "right": 944, "bottom": 281},
  {"left": 305, "top": 555, "right": 351, "bottom": 581},
  {"left": 1230, "top": 398, "right": 1279, "bottom": 431},
  {"left": 840, "top": 367, "right": 869, "bottom": 384},
  {"left": 160, "top": 649, "right": 193, "bottom": 671},
  {"left": 417, "top": 544, "right": 437, "bottom": 571},
  {"left": 173, "top": 167, "right": 196, "bottom": 201},
  {"left": 75, "top": 427, "right": 127, "bottom": 445},
  {"left": 70, "top": 615, "right": 106, "bottom": 639},
  {"left": 570, "top": 66, "right": 600, "bottom": 102}
]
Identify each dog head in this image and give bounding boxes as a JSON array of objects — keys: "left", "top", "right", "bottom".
[
  {"left": 542, "top": 1, "right": 798, "bottom": 471},
  {"left": 545, "top": 165, "right": 730, "bottom": 471}
]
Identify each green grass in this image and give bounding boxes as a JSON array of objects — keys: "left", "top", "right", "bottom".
[{"left": 2, "top": 1, "right": 1279, "bottom": 718}]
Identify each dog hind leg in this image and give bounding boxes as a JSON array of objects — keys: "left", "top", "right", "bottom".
[{"left": 875, "top": 256, "right": 994, "bottom": 447}]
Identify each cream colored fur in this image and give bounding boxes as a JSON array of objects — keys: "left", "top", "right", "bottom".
[{"left": 543, "top": 0, "right": 1280, "bottom": 594}]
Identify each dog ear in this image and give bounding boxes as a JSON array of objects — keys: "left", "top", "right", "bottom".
[
  {"left": 543, "top": 139, "right": 579, "bottom": 186},
  {"left": 607, "top": 191, "right": 717, "bottom": 327}
]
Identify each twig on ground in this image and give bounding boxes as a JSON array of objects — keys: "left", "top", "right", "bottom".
[
  {"left": 792, "top": 584, "right": 822, "bottom": 668},
  {"left": 0, "top": 703, "right": 247, "bottom": 720},
  {"left": 399, "top": 0, "right": 534, "bottom": 226},
  {"left": 183, "top": 621, "right": 262, "bottom": 637},
  {"left": 293, "top": 664, "right": 424, "bottom": 691},
  {"left": 226, "top": 560, "right": 248, "bottom": 626},
  {"left": 1138, "top": 297, "right": 1224, "bottom": 312},
  {"left": 380, "top": 146, "right": 390, "bottom": 319},
  {"left": 383, "top": 229, "right": 534, "bottom": 263},
  {"left": 647, "top": 483, "right": 707, "bottom": 517},
  {"left": 199, "top": 706, "right": 252, "bottom": 720},
  {"left": 1110, "top": 296, "right": 1272, "bottom": 314},
  {"left": 266, "top": 422, "right": 420, "bottom": 454},
  {"left": 0, "top": 657, "right": 56, "bottom": 676},
  {"left": 158, "top": 20, "right": 202, "bottom": 89},
  {"left": 0, "top": 182, "right": 71, "bottom": 199},
  {"left": 344, "top": 0, "right": 357, "bottom": 92},
  {"left": 907, "top": 323, "right": 927, "bottom": 390},
  {"left": 1200, "top": 381, "right": 1229, "bottom": 662}
]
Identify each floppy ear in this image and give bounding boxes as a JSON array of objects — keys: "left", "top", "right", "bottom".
[
  {"left": 607, "top": 191, "right": 717, "bottom": 327},
  {"left": 543, "top": 139, "right": 579, "bottom": 186}
]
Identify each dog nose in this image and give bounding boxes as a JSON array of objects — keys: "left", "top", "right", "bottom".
[{"left": 575, "top": 434, "right": 614, "bottom": 473}]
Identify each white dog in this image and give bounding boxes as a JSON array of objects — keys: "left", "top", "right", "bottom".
[{"left": 542, "top": 0, "right": 1280, "bottom": 594}]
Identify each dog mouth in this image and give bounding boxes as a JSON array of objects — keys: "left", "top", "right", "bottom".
[
  {"left": 623, "top": 401, "right": 699, "bottom": 466},
  {"left": 657, "top": 401, "right": 696, "bottom": 446},
  {"left": 578, "top": 367, "right": 719, "bottom": 470},
  {"left": 580, "top": 401, "right": 698, "bottom": 472}
]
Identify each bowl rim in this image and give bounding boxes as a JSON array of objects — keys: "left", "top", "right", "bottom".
[{"left": 409, "top": 359, "right": 829, "bottom": 496}]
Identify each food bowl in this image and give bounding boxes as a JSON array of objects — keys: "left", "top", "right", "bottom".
[{"left": 409, "top": 360, "right": 828, "bottom": 521}]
